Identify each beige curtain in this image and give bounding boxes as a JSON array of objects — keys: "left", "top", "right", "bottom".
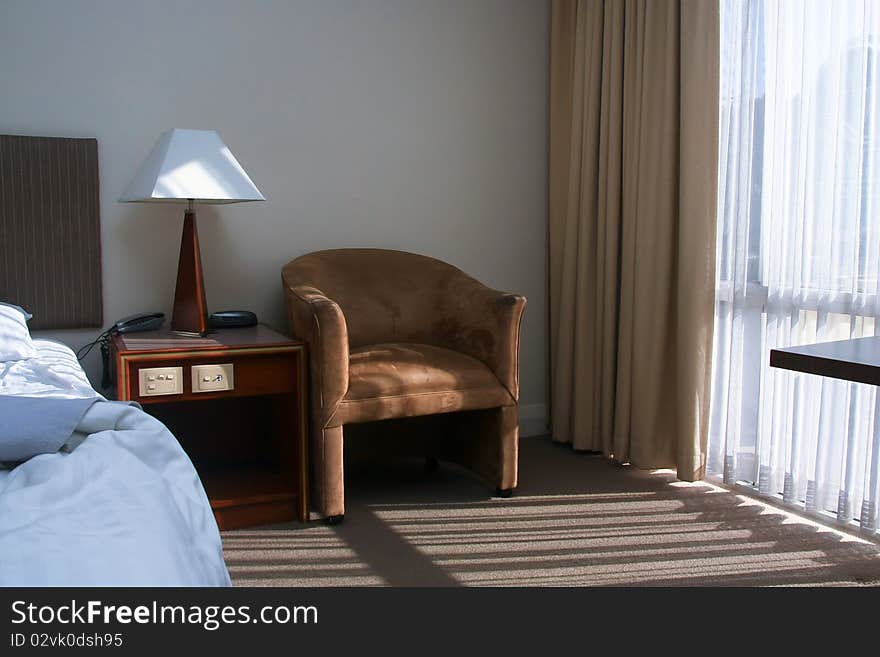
[{"left": 548, "top": 0, "right": 719, "bottom": 480}]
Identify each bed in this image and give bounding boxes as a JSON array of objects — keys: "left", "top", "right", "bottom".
[{"left": 0, "top": 333, "right": 230, "bottom": 586}]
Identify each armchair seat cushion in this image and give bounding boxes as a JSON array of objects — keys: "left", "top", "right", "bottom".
[{"left": 328, "top": 343, "right": 514, "bottom": 426}]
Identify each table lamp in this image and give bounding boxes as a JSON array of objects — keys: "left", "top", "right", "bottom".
[{"left": 120, "top": 129, "right": 264, "bottom": 336}]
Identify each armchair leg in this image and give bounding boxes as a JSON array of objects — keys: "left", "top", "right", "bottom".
[
  {"left": 314, "top": 425, "right": 345, "bottom": 521},
  {"left": 495, "top": 487, "right": 514, "bottom": 498}
]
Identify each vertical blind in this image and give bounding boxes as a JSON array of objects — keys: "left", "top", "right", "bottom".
[{"left": 710, "top": 0, "right": 880, "bottom": 533}]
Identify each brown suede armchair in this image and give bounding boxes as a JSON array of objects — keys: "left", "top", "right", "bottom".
[{"left": 282, "top": 248, "right": 526, "bottom": 523}]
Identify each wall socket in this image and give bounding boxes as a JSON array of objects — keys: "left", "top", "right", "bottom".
[
  {"left": 138, "top": 366, "right": 184, "bottom": 397},
  {"left": 191, "top": 363, "right": 234, "bottom": 393}
]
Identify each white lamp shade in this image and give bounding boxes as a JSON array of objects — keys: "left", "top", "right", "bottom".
[{"left": 119, "top": 128, "right": 265, "bottom": 204}]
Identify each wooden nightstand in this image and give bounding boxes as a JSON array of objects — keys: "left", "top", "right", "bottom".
[{"left": 110, "top": 324, "right": 308, "bottom": 529}]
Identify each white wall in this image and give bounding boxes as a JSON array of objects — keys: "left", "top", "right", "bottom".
[{"left": 0, "top": 0, "right": 549, "bottom": 433}]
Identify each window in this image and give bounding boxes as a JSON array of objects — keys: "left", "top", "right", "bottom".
[{"left": 710, "top": 0, "right": 880, "bottom": 532}]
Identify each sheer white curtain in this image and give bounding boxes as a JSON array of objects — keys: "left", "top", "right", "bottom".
[{"left": 711, "top": 0, "right": 880, "bottom": 534}]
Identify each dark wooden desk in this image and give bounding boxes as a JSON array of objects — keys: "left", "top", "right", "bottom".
[{"left": 770, "top": 335, "right": 880, "bottom": 386}]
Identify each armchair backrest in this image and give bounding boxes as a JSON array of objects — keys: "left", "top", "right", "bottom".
[{"left": 282, "top": 248, "right": 474, "bottom": 349}]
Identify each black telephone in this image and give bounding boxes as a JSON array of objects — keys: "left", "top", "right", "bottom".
[
  {"left": 100, "top": 313, "right": 165, "bottom": 387},
  {"left": 113, "top": 312, "right": 165, "bottom": 334},
  {"left": 76, "top": 313, "right": 166, "bottom": 389}
]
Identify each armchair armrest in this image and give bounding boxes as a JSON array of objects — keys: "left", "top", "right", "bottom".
[
  {"left": 441, "top": 276, "right": 527, "bottom": 402},
  {"left": 283, "top": 281, "right": 349, "bottom": 428}
]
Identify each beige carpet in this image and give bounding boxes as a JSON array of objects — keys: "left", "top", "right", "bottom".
[{"left": 222, "top": 437, "right": 880, "bottom": 586}]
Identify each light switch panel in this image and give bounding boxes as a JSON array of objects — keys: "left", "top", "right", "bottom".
[
  {"left": 191, "top": 363, "right": 234, "bottom": 393},
  {"left": 138, "top": 366, "right": 184, "bottom": 397}
]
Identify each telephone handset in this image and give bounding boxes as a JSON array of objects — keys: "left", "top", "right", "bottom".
[
  {"left": 74, "top": 313, "right": 165, "bottom": 389},
  {"left": 113, "top": 312, "right": 165, "bottom": 334},
  {"left": 99, "top": 313, "right": 165, "bottom": 388}
]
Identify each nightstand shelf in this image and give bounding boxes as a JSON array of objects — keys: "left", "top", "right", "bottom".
[
  {"left": 110, "top": 325, "right": 308, "bottom": 529},
  {"left": 200, "top": 465, "right": 298, "bottom": 529}
]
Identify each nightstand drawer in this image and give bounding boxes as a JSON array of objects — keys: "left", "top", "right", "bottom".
[{"left": 122, "top": 350, "right": 298, "bottom": 404}]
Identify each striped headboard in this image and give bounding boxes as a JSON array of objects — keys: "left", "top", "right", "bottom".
[{"left": 0, "top": 134, "right": 103, "bottom": 330}]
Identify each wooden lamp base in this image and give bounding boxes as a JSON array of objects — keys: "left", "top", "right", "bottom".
[{"left": 171, "top": 209, "right": 210, "bottom": 336}]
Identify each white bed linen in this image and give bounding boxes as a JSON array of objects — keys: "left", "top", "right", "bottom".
[
  {"left": 0, "top": 338, "right": 97, "bottom": 399},
  {"left": 0, "top": 340, "right": 230, "bottom": 586}
]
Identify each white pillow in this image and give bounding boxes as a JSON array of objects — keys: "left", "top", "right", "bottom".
[{"left": 0, "top": 303, "right": 37, "bottom": 362}]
